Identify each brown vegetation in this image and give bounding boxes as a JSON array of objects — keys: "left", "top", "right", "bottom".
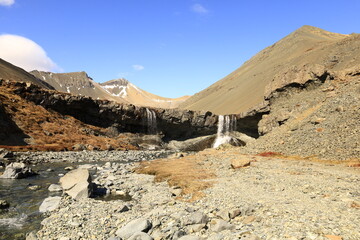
[
  {"left": 0, "top": 80, "right": 137, "bottom": 151},
  {"left": 136, "top": 154, "right": 215, "bottom": 201}
]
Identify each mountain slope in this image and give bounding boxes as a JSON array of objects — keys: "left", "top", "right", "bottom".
[
  {"left": 179, "top": 25, "right": 359, "bottom": 114},
  {"left": 0, "top": 58, "right": 54, "bottom": 89},
  {"left": 100, "top": 79, "right": 189, "bottom": 109}
]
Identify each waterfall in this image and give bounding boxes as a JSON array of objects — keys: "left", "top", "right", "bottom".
[
  {"left": 145, "top": 108, "right": 157, "bottom": 134},
  {"left": 213, "top": 115, "right": 237, "bottom": 148}
]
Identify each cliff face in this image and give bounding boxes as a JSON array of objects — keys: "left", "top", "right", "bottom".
[
  {"left": 15, "top": 82, "right": 218, "bottom": 140},
  {"left": 179, "top": 26, "right": 360, "bottom": 115}
]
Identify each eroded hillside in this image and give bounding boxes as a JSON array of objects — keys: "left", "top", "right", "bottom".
[{"left": 0, "top": 79, "right": 137, "bottom": 151}]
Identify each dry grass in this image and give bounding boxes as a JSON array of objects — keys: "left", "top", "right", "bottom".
[{"left": 136, "top": 155, "right": 215, "bottom": 201}]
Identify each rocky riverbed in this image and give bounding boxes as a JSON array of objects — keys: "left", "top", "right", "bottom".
[{"left": 14, "top": 149, "right": 359, "bottom": 240}]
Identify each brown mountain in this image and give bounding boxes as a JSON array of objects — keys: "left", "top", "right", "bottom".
[
  {"left": 100, "top": 79, "right": 189, "bottom": 109},
  {"left": 0, "top": 58, "right": 54, "bottom": 90},
  {"left": 179, "top": 25, "right": 360, "bottom": 114}
]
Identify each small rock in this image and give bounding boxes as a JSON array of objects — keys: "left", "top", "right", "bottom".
[
  {"left": 231, "top": 158, "right": 251, "bottom": 169},
  {"left": 64, "top": 166, "right": 74, "bottom": 171},
  {"left": 28, "top": 185, "right": 41, "bottom": 191},
  {"left": 242, "top": 216, "right": 256, "bottom": 224},
  {"left": 228, "top": 208, "right": 241, "bottom": 219},
  {"left": 0, "top": 199, "right": 10, "bottom": 209},
  {"left": 216, "top": 210, "right": 230, "bottom": 221},
  {"left": 48, "top": 184, "right": 62, "bottom": 192},
  {"left": 187, "top": 223, "right": 206, "bottom": 233},
  {"left": 211, "top": 219, "right": 235, "bottom": 232},
  {"left": 183, "top": 212, "right": 208, "bottom": 226}
]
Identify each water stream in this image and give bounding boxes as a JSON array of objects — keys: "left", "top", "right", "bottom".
[
  {"left": 145, "top": 108, "right": 157, "bottom": 134},
  {"left": 0, "top": 160, "right": 128, "bottom": 240}
]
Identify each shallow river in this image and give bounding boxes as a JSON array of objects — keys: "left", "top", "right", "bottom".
[{"left": 0, "top": 160, "right": 126, "bottom": 240}]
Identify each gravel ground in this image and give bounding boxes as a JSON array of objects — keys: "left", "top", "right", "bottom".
[{"left": 28, "top": 150, "right": 360, "bottom": 240}]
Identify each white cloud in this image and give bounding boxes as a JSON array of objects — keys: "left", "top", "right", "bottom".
[
  {"left": 132, "top": 64, "right": 144, "bottom": 71},
  {"left": 0, "top": 34, "right": 60, "bottom": 72},
  {"left": 191, "top": 3, "right": 208, "bottom": 14},
  {"left": 0, "top": 0, "right": 15, "bottom": 6}
]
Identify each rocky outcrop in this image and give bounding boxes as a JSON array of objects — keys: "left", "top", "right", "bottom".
[{"left": 0, "top": 162, "right": 37, "bottom": 179}]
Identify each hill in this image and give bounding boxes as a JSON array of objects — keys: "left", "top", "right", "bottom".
[{"left": 179, "top": 25, "right": 360, "bottom": 114}]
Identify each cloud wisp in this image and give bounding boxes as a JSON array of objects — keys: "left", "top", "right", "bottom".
[
  {"left": 132, "top": 64, "right": 144, "bottom": 71},
  {"left": 0, "top": 0, "right": 15, "bottom": 6},
  {"left": 0, "top": 34, "right": 60, "bottom": 72},
  {"left": 191, "top": 3, "right": 208, "bottom": 14}
]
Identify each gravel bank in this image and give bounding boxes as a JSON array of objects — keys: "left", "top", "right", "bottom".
[{"left": 29, "top": 150, "right": 359, "bottom": 240}]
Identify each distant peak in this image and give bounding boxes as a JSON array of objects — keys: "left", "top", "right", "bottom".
[
  {"left": 292, "top": 25, "right": 347, "bottom": 39},
  {"left": 101, "top": 78, "right": 129, "bottom": 86}
]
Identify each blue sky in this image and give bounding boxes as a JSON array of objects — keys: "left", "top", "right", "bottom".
[{"left": 1, "top": 0, "right": 359, "bottom": 98}]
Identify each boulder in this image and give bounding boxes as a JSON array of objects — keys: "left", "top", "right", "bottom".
[
  {"left": 0, "top": 162, "right": 37, "bottom": 179},
  {"left": 116, "top": 218, "right": 152, "bottom": 239},
  {"left": 39, "top": 196, "right": 61, "bottom": 212},
  {"left": 128, "top": 232, "right": 154, "bottom": 240},
  {"left": 167, "top": 135, "right": 217, "bottom": 151},
  {"left": 59, "top": 168, "right": 93, "bottom": 200}
]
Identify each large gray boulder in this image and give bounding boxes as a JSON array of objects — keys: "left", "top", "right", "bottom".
[
  {"left": 128, "top": 232, "right": 154, "bottom": 240},
  {"left": 167, "top": 135, "right": 217, "bottom": 151},
  {"left": 59, "top": 168, "right": 93, "bottom": 200},
  {"left": 0, "top": 162, "right": 37, "bottom": 179},
  {"left": 39, "top": 196, "right": 61, "bottom": 212},
  {"left": 116, "top": 218, "right": 152, "bottom": 239}
]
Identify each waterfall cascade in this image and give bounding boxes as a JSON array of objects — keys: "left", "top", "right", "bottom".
[
  {"left": 145, "top": 108, "right": 157, "bottom": 134},
  {"left": 213, "top": 115, "right": 237, "bottom": 148}
]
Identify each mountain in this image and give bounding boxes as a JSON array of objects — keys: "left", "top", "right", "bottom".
[
  {"left": 179, "top": 25, "right": 360, "bottom": 114},
  {"left": 30, "top": 71, "right": 127, "bottom": 103},
  {"left": 100, "top": 79, "right": 189, "bottom": 109},
  {"left": 31, "top": 71, "right": 189, "bottom": 108},
  {"left": 0, "top": 58, "right": 54, "bottom": 90}
]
